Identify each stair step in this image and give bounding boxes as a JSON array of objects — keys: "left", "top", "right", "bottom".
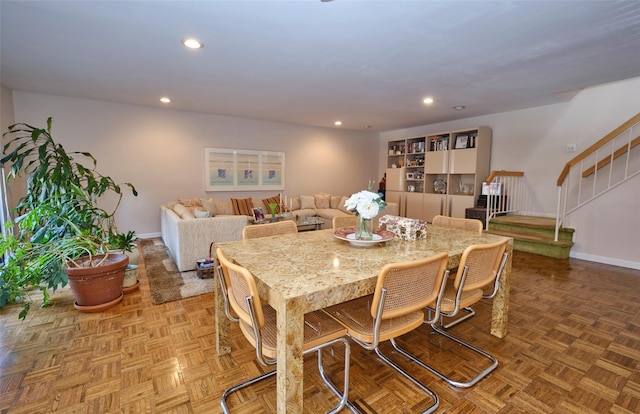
[
  {"left": 490, "top": 214, "right": 559, "bottom": 229},
  {"left": 486, "top": 229, "right": 574, "bottom": 259},
  {"left": 488, "top": 214, "right": 575, "bottom": 241},
  {"left": 486, "top": 229, "right": 573, "bottom": 247},
  {"left": 486, "top": 214, "right": 575, "bottom": 259}
]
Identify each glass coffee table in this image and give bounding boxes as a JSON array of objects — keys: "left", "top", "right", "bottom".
[{"left": 295, "top": 215, "right": 323, "bottom": 231}]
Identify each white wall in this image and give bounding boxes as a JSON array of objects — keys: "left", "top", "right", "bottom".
[
  {"left": 380, "top": 76, "right": 640, "bottom": 269},
  {"left": 9, "top": 92, "right": 380, "bottom": 237},
  {"left": 1, "top": 83, "right": 24, "bottom": 221},
  {"left": 7, "top": 77, "right": 640, "bottom": 268}
]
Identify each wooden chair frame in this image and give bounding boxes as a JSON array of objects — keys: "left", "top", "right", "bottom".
[
  {"left": 242, "top": 219, "right": 298, "bottom": 240},
  {"left": 431, "top": 215, "right": 483, "bottom": 234},
  {"left": 332, "top": 215, "right": 357, "bottom": 229}
]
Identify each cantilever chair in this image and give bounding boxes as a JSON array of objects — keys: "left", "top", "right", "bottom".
[
  {"left": 394, "top": 239, "right": 508, "bottom": 388},
  {"left": 430, "top": 214, "right": 484, "bottom": 327},
  {"left": 242, "top": 219, "right": 298, "bottom": 240},
  {"left": 332, "top": 215, "right": 358, "bottom": 229},
  {"left": 216, "top": 248, "right": 355, "bottom": 414},
  {"left": 431, "top": 215, "right": 483, "bottom": 234},
  {"left": 324, "top": 253, "right": 450, "bottom": 414}
]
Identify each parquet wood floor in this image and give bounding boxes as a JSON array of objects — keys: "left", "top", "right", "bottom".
[{"left": 1, "top": 251, "right": 639, "bottom": 413}]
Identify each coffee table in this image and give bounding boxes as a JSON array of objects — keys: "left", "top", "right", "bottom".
[{"left": 295, "top": 215, "right": 323, "bottom": 231}]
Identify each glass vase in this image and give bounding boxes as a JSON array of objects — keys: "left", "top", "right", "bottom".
[
  {"left": 355, "top": 217, "right": 374, "bottom": 240},
  {"left": 269, "top": 203, "right": 278, "bottom": 221}
]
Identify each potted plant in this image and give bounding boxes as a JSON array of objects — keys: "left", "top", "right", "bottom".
[
  {"left": 106, "top": 230, "right": 139, "bottom": 289},
  {"left": 0, "top": 117, "right": 137, "bottom": 318}
]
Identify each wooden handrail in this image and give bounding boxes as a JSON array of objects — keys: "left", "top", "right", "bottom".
[
  {"left": 581, "top": 135, "right": 640, "bottom": 178},
  {"left": 557, "top": 112, "right": 640, "bottom": 186},
  {"left": 485, "top": 170, "right": 524, "bottom": 183}
]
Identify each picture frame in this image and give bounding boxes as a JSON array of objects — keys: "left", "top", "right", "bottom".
[
  {"left": 205, "top": 148, "right": 285, "bottom": 191},
  {"left": 252, "top": 207, "right": 265, "bottom": 223},
  {"left": 455, "top": 135, "right": 469, "bottom": 149},
  {"left": 406, "top": 172, "right": 414, "bottom": 180}
]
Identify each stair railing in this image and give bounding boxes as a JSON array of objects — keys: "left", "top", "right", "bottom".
[
  {"left": 484, "top": 170, "right": 525, "bottom": 230},
  {"left": 555, "top": 112, "right": 640, "bottom": 241}
]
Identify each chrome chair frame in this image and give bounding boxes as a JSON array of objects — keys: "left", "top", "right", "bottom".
[
  {"left": 216, "top": 249, "right": 357, "bottom": 414},
  {"left": 325, "top": 255, "right": 450, "bottom": 414},
  {"left": 398, "top": 243, "right": 509, "bottom": 388}
]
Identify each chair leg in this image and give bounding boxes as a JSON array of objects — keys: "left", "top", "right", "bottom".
[
  {"left": 220, "top": 369, "right": 277, "bottom": 414},
  {"left": 315, "top": 337, "right": 360, "bottom": 414},
  {"left": 390, "top": 323, "right": 498, "bottom": 388},
  {"left": 374, "top": 346, "right": 439, "bottom": 414},
  {"left": 222, "top": 338, "right": 357, "bottom": 414},
  {"left": 440, "top": 306, "right": 475, "bottom": 329}
]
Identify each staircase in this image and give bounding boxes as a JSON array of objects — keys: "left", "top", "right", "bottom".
[{"left": 486, "top": 215, "right": 574, "bottom": 259}]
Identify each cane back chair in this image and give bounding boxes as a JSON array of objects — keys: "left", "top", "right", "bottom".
[
  {"left": 394, "top": 239, "right": 508, "bottom": 388},
  {"left": 241, "top": 219, "right": 298, "bottom": 240},
  {"left": 216, "top": 248, "right": 355, "bottom": 414},
  {"left": 323, "top": 253, "right": 450, "bottom": 414}
]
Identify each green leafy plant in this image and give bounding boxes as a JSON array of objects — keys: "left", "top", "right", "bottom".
[{"left": 1, "top": 117, "right": 138, "bottom": 318}]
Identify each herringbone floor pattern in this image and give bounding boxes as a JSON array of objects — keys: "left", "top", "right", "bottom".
[{"left": 1, "top": 251, "right": 639, "bottom": 413}]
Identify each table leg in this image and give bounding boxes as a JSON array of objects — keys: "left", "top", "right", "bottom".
[
  {"left": 491, "top": 240, "right": 513, "bottom": 338},
  {"left": 214, "top": 270, "right": 231, "bottom": 355},
  {"left": 276, "top": 300, "right": 304, "bottom": 413}
]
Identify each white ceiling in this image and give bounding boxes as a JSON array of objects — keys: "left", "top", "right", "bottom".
[{"left": 2, "top": 1, "right": 640, "bottom": 132}]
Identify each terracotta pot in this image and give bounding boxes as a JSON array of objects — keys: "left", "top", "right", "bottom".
[{"left": 65, "top": 253, "right": 128, "bottom": 308}]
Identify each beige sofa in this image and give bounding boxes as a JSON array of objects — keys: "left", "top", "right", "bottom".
[{"left": 160, "top": 195, "right": 397, "bottom": 271}]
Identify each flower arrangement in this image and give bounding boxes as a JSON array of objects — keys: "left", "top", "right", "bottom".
[{"left": 344, "top": 180, "right": 387, "bottom": 240}]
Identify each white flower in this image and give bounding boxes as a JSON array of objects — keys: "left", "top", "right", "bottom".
[{"left": 344, "top": 189, "right": 386, "bottom": 219}]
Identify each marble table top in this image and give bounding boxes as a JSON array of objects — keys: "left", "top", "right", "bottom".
[{"left": 216, "top": 226, "right": 510, "bottom": 310}]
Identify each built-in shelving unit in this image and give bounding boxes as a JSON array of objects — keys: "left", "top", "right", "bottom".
[{"left": 386, "top": 127, "right": 491, "bottom": 221}]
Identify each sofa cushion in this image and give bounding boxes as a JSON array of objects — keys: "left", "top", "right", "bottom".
[
  {"left": 338, "top": 195, "right": 351, "bottom": 214},
  {"left": 261, "top": 194, "right": 281, "bottom": 214},
  {"left": 214, "top": 199, "right": 234, "bottom": 215},
  {"left": 231, "top": 198, "right": 254, "bottom": 216},
  {"left": 314, "top": 193, "right": 331, "bottom": 209},
  {"left": 300, "top": 195, "right": 316, "bottom": 210},
  {"left": 173, "top": 203, "right": 195, "bottom": 219},
  {"left": 330, "top": 195, "right": 342, "bottom": 209},
  {"left": 178, "top": 197, "right": 203, "bottom": 208},
  {"left": 194, "top": 209, "right": 211, "bottom": 218},
  {"left": 316, "top": 208, "right": 351, "bottom": 220},
  {"left": 200, "top": 198, "right": 217, "bottom": 216},
  {"left": 291, "top": 196, "right": 301, "bottom": 211}
]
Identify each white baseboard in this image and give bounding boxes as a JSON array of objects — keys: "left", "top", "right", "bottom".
[
  {"left": 138, "top": 232, "right": 161, "bottom": 239},
  {"left": 570, "top": 251, "right": 640, "bottom": 271}
]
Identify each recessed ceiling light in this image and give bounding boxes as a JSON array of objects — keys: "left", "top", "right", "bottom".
[
  {"left": 453, "top": 105, "right": 465, "bottom": 110},
  {"left": 334, "top": 121, "right": 342, "bottom": 126},
  {"left": 160, "top": 97, "right": 171, "bottom": 103},
  {"left": 182, "top": 38, "right": 204, "bottom": 49},
  {"left": 423, "top": 97, "right": 434, "bottom": 104}
]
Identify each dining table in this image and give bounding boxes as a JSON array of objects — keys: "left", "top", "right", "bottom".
[{"left": 213, "top": 225, "right": 513, "bottom": 414}]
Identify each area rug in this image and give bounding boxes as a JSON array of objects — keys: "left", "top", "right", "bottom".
[{"left": 139, "top": 238, "right": 214, "bottom": 304}]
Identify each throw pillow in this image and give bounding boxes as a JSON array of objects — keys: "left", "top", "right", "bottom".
[
  {"left": 330, "top": 195, "right": 341, "bottom": 209},
  {"left": 314, "top": 193, "right": 331, "bottom": 209},
  {"left": 200, "top": 198, "right": 217, "bottom": 216},
  {"left": 230, "top": 198, "right": 254, "bottom": 216},
  {"left": 300, "top": 195, "right": 316, "bottom": 210},
  {"left": 291, "top": 197, "right": 301, "bottom": 211},
  {"left": 261, "top": 194, "right": 281, "bottom": 214},
  {"left": 194, "top": 209, "right": 211, "bottom": 218},
  {"left": 338, "top": 196, "right": 351, "bottom": 214},
  {"left": 214, "top": 199, "right": 234, "bottom": 215},
  {"left": 173, "top": 203, "right": 195, "bottom": 219},
  {"left": 178, "top": 197, "right": 202, "bottom": 208}
]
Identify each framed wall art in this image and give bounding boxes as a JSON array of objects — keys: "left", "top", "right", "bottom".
[{"left": 205, "top": 148, "right": 285, "bottom": 191}]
